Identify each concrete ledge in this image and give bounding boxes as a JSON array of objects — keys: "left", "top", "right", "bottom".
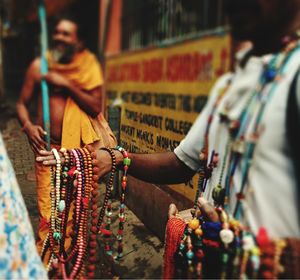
[{"left": 125, "top": 176, "right": 193, "bottom": 241}]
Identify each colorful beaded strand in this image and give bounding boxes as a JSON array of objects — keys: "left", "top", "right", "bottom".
[{"left": 115, "top": 146, "right": 131, "bottom": 259}]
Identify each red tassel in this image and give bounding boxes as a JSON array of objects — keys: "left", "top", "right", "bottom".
[{"left": 163, "top": 217, "right": 186, "bottom": 279}]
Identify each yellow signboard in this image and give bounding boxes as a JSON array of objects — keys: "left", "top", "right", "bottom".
[{"left": 106, "top": 34, "right": 231, "bottom": 201}]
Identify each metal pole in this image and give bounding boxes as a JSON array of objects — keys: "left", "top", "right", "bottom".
[{"left": 38, "top": 0, "right": 51, "bottom": 150}]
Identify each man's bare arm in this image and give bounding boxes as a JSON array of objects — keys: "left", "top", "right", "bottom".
[
  {"left": 16, "top": 59, "right": 39, "bottom": 127},
  {"left": 16, "top": 59, "right": 47, "bottom": 152},
  {"left": 91, "top": 149, "right": 195, "bottom": 184},
  {"left": 127, "top": 152, "right": 196, "bottom": 184}
]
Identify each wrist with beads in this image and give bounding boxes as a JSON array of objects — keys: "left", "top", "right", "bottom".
[
  {"left": 114, "top": 146, "right": 131, "bottom": 172},
  {"left": 99, "top": 147, "right": 117, "bottom": 174}
]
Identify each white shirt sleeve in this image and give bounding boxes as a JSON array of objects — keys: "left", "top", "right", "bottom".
[{"left": 174, "top": 73, "right": 233, "bottom": 171}]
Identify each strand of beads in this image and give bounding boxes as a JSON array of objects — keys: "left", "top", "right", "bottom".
[
  {"left": 97, "top": 147, "right": 117, "bottom": 232},
  {"left": 50, "top": 149, "right": 62, "bottom": 259},
  {"left": 114, "top": 146, "right": 131, "bottom": 259},
  {"left": 103, "top": 199, "right": 113, "bottom": 256},
  {"left": 69, "top": 149, "right": 88, "bottom": 279},
  {"left": 41, "top": 233, "right": 50, "bottom": 262},
  {"left": 87, "top": 147, "right": 101, "bottom": 278},
  {"left": 61, "top": 163, "right": 77, "bottom": 264},
  {"left": 75, "top": 148, "right": 88, "bottom": 277},
  {"left": 53, "top": 149, "right": 62, "bottom": 232},
  {"left": 66, "top": 148, "right": 91, "bottom": 279},
  {"left": 58, "top": 148, "right": 70, "bottom": 254},
  {"left": 84, "top": 147, "right": 98, "bottom": 278},
  {"left": 65, "top": 149, "right": 83, "bottom": 277},
  {"left": 193, "top": 79, "right": 231, "bottom": 216},
  {"left": 97, "top": 148, "right": 117, "bottom": 257},
  {"left": 218, "top": 209, "right": 235, "bottom": 279},
  {"left": 97, "top": 146, "right": 131, "bottom": 260}
]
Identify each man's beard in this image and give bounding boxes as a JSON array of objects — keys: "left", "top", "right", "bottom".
[{"left": 51, "top": 43, "right": 77, "bottom": 64}]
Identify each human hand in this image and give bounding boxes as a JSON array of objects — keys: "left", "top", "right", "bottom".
[
  {"left": 36, "top": 147, "right": 121, "bottom": 179},
  {"left": 42, "top": 71, "right": 71, "bottom": 89},
  {"left": 168, "top": 204, "right": 179, "bottom": 219},
  {"left": 168, "top": 197, "right": 219, "bottom": 223},
  {"left": 23, "top": 123, "right": 47, "bottom": 154},
  {"left": 92, "top": 148, "right": 118, "bottom": 178},
  {"left": 36, "top": 149, "right": 65, "bottom": 166},
  {"left": 197, "top": 197, "right": 220, "bottom": 222}
]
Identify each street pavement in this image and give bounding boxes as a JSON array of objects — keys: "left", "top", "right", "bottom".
[{"left": 0, "top": 101, "right": 164, "bottom": 279}]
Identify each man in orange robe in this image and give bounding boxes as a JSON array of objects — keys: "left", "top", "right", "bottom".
[{"left": 16, "top": 15, "right": 115, "bottom": 263}]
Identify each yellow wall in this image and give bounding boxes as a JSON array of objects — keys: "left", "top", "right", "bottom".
[{"left": 106, "top": 34, "right": 231, "bottom": 201}]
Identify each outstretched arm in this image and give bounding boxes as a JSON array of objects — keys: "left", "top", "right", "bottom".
[
  {"left": 36, "top": 148, "right": 219, "bottom": 222},
  {"left": 124, "top": 151, "right": 196, "bottom": 184},
  {"left": 37, "top": 149, "right": 196, "bottom": 185}
]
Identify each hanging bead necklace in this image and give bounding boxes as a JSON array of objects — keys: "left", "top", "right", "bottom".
[
  {"left": 192, "top": 78, "right": 232, "bottom": 215},
  {"left": 97, "top": 146, "right": 131, "bottom": 260},
  {"left": 97, "top": 148, "right": 116, "bottom": 231},
  {"left": 115, "top": 146, "right": 131, "bottom": 259},
  {"left": 210, "top": 40, "right": 300, "bottom": 214},
  {"left": 43, "top": 145, "right": 132, "bottom": 279},
  {"left": 233, "top": 43, "right": 300, "bottom": 218}
]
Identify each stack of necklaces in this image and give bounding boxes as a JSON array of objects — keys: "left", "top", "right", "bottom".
[
  {"left": 174, "top": 36, "right": 300, "bottom": 279},
  {"left": 41, "top": 146, "right": 131, "bottom": 279}
]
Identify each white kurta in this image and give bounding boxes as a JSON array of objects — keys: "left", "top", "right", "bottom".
[{"left": 174, "top": 51, "right": 300, "bottom": 238}]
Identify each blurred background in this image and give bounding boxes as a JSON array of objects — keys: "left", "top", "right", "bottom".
[{"left": 0, "top": 0, "right": 227, "bottom": 100}]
